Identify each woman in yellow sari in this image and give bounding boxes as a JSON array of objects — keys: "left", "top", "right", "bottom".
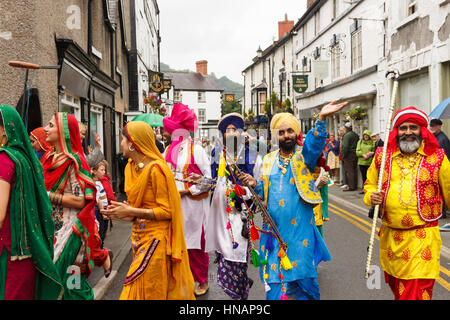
[{"left": 102, "top": 121, "right": 195, "bottom": 300}]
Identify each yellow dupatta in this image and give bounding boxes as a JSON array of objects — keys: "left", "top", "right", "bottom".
[{"left": 124, "top": 121, "right": 195, "bottom": 299}]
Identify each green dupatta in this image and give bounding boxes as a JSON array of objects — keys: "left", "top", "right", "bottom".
[{"left": 0, "top": 105, "right": 63, "bottom": 299}]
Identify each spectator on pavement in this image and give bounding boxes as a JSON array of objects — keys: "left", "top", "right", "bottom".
[
  {"left": 341, "top": 122, "right": 359, "bottom": 192},
  {"left": 429, "top": 119, "right": 450, "bottom": 159},
  {"left": 430, "top": 118, "right": 450, "bottom": 219},
  {"left": 356, "top": 130, "right": 375, "bottom": 194},
  {"left": 371, "top": 132, "right": 384, "bottom": 149},
  {"left": 326, "top": 133, "right": 340, "bottom": 182}
]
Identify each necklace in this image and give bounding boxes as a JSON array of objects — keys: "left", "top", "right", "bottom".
[
  {"left": 277, "top": 152, "right": 293, "bottom": 175},
  {"left": 395, "top": 153, "right": 421, "bottom": 208},
  {"left": 135, "top": 155, "right": 147, "bottom": 171}
]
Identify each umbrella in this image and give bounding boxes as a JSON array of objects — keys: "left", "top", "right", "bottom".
[
  {"left": 132, "top": 113, "right": 164, "bottom": 127},
  {"left": 429, "top": 97, "right": 450, "bottom": 119}
]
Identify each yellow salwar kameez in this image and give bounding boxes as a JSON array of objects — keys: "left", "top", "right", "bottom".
[
  {"left": 364, "top": 143, "right": 450, "bottom": 281},
  {"left": 119, "top": 121, "right": 195, "bottom": 300}
]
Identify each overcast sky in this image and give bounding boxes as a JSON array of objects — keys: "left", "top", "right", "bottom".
[{"left": 158, "top": 0, "right": 307, "bottom": 84}]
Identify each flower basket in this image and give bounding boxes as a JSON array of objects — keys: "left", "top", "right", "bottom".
[
  {"left": 344, "top": 106, "right": 367, "bottom": 121},
  {"left": 144, "top": 95, "right": 166, "bottom": 116}
]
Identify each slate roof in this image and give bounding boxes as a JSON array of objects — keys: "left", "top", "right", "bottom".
[{"left": 163, "top": 71, "right": 223, "bottom": 92}]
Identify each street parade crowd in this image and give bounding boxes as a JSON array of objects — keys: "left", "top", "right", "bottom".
[{"left": 0, "top": 98, "right": 449, "bottom": 301}]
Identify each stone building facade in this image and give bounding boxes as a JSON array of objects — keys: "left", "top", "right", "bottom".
[{"left": 0, "top": 0, "right": 155, "bottom": 190}]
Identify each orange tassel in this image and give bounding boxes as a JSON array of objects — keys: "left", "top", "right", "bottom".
[{"left": 278, "top": 247, "right": 286, "bottom": 258}]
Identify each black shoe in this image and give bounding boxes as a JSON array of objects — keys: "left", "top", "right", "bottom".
[{"left": 248, "top": 278, "right": 254, "bottom": 289}]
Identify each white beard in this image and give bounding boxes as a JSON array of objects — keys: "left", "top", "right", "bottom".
[{"left": 398, "top": 137, "right": 421, "bottom": 154}]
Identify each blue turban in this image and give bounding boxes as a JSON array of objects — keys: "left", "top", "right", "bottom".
[{"left": 218, "top": 113, "right": 245, "bottom": 134}]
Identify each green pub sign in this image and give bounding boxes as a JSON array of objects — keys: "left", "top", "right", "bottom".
[{"left": 292, "top": 75, "right": 308, "bottom": 94}]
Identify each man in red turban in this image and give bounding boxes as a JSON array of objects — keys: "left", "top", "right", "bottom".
[{"left": 364, "top": 106, "right": 450, "bottom": 300}]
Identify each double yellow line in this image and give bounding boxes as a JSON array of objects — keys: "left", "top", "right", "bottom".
[{"left": 328, "top": 202, "right": 450, "bottom": 292}]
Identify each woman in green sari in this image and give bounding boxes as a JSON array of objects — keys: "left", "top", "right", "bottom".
[
  {"left": 42, "top": 112, "right": 112, "bottom": 300},
  {"left": 0, "top": 105, "right": 63, "bottom": 300}
]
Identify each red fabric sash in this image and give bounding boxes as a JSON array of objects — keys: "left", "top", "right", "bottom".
[{"left": 184, "top": 141, "right": 209, "bottom": 200}]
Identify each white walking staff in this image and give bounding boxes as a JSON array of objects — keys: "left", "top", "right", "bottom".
[{"left": 364, "top": 69, "right": 400, "bottom": 279}]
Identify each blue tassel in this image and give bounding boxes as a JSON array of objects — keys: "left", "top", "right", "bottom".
[
  {"left": 266, "top": 234, "right": 275, "bottom": 252},
  {"left": 232, "top": 241, "right": 239, "bottom": 249}
]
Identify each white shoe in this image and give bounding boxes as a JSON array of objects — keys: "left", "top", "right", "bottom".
[{"left": 340, "top": 184, "right": 349, "bottom": 189}]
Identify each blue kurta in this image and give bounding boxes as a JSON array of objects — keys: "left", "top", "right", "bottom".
[{"left": 254, "top": 120, "right": 332, "bottom": 298}]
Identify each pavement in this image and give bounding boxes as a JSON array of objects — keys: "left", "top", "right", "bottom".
[
  {"left": 87, "top": 193, "right": 133, "bottom": 300},
  {"left": 327, "top": 183, "right": 450, "bottom": 260}
]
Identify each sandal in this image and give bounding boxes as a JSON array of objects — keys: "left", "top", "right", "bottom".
[{"left": 104, "top": 249, "right": 114, "bottom": 278}]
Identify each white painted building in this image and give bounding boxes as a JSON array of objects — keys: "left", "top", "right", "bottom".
[
  {"left": 241, "top": 0, "right": 450, "bottom": 188},
  {"left": 381, "top": 0, "right": 450, "bottom": 134},
  {"left": 243, "top": 0, "right": 450, "bottom": 138},
  {"left": 292, "top": 0, "right": 386, "bottom": 137},
  {"left": 163, "top": 61, "right": 223, "bottom": 140},
  {"left": 243, "top": 14, "right": 297, "bottom": 122},
  {"left": 125, "top": 0, "right": 160, "bottom": 121}
]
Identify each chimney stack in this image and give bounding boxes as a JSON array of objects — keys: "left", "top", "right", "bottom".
[
  {"left": 278, "top": 14, "right": 294, "bottom": 39},
  {"left": 196, "top": 60, "right": 208, "bottom": 76}
]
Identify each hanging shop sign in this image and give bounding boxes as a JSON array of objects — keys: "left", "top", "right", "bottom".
[
  {"left": 292, "top": 75, "right": 308, "bottom": 94},
  {"left": 225, "top": 94, "right": 235, "bottom": 102},
  {"left": 313, "top": 60, "right": 329, "bottom": 80},
  {"left": 162, "top": 79, "right": 172, "bottom": 93}
]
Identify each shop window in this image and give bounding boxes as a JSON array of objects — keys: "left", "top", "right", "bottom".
[
  {"left": 90, "top": 104, "right": 104, "bottom": 153},
  {"left": 60, "top": 90, "right": 81, "bottom": 120},
  {"left": 399, "top": 72, "right": 430, "bottom": 114},
  {"left": 259, "top": 91, "right": 267, "bottom": 114},
  {"left": 351, "top": 29, "right": 362, "bottom": 73},
  {"left": 332, "top": 50, "right": 341, "bottom": 80}
]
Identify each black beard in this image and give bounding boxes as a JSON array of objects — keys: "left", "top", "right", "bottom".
[
  {"left": 279, "top": 138, "right": 296, "bottom": 152},
  {"left": 224, "top": 136, "right": 242, "bottom": 155}
]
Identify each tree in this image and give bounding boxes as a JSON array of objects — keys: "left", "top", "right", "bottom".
[{"left": 222, "top": 99, "right": 242, "bottom": 116}]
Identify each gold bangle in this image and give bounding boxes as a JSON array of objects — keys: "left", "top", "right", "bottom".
[
  {"left": 58, "top": 194, "right": 63, "bottom": 206},
  {"left": 144, "top": 209, "right": 151, "bottom": 220},
  {"left": 49, "top": 192, "right": 55, "bottom": 203}
]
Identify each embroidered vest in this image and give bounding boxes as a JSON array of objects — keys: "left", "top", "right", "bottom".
[
  {"left": 374, "top": 147, "right": 444, "bottom": 223},
  {"left": 262, "top": 147, "right": 322, "bottom": 207},
  {"left": 183, "top": 140, "right": 209, "bottom": 201}
]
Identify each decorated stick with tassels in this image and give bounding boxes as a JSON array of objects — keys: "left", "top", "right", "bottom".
[
  {"left": 223, "top": 148, "right": 293, "bottom": 271},
  {"left": 364, "top": 69, "right": 400, "bottom": 279}
]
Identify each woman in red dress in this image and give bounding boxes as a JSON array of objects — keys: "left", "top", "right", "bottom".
[{"left": 0, "top": 105, "right": 63, "bottom": 300}]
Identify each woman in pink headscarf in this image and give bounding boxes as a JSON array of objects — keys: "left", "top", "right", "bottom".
[{"left": 163, "top": 103, "right": 212, "bottom": 296}]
